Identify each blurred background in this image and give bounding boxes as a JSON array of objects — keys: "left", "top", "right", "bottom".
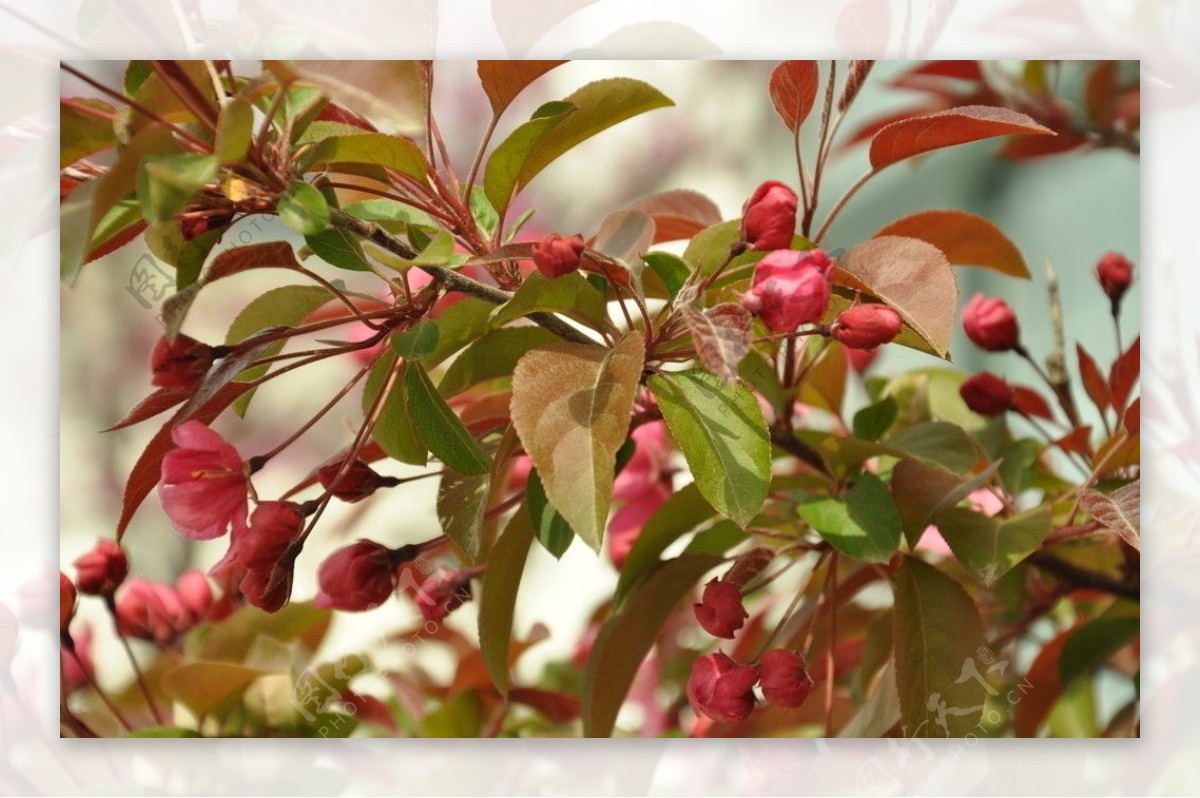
[{"left": 59, "top": 60, "right": 1139, "bottom": 696}]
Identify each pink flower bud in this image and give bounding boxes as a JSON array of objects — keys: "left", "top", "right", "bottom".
[
  {"left": 317, "top": 459, "right": 381, "bottom": 503},
  {"left": 175, "top": 571, "right": 213, "bottom": 624},
  {"left": 686, "top": 652, "right": 759, "bottom": 723},
  {"left": 743, "top": 249, "right": 833, "bottom": 332},
  {"left": 314, "top": 540, "right": 399, "bottom": 612},
  {"left": 158, "top": 421, "right": 249, "bottom": 541},
  {"left": 414, "top": 568, "right": 476, "bottom": 623},
  {"left": 531, "top": 234, "right": 586, "bottom": 278},
  {"left": 1095, "top": 252, "right": 1134, "bottom": 304},
  {"left": 831, "top": 305, "right": 903, "bottom": 350},
  {"left": 959, "top": 372, "right": 1015, "bottom": 416},
  {"left": 693, "top": 579, "right": 748, "bottom": 639},
  {"left": 962, "top": 293, "right": 1020, "bottom": 352},
  {"left": 846, "top": 346, "right": 878, "bottom": 374},
  {"left": 73, "top": 539, "right": 129, "bottom": 596},
  {"left": 237, "top": 501, "right": 306, "bottom": 571},
  {"left": 61, "top": 625, "right": 94, "bottom": 692},
  {"left": 758, "top": 649, "right": 814, "bottom": 708},
  {"left": 239, "top": 565, "right": 292, "bottom": 613},
  {"left": 151, "top": 334, "right": 215, "bottom": 390},
  {"left": 741, "top": 181, "right": 798, "bottom": 251},
  {"left": 60, "top": 573, "right": 76, "bottom": 631},
  {"left": 115, "top": 578, "right": 188, "bottom": 643}
]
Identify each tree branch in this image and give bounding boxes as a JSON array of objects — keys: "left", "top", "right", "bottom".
[
  {"left": 770, "top": 427, "right": 830, "bottom": 475},
  {"left": 1027, "top": 552, "right": 1139, "bottom": 602}
]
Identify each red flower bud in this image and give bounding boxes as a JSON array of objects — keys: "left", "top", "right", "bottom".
[
  {"left": 175, "top": 571, "right": 213, "bottom": 624},
  {"left": 693, "top": 579, "right": 748, "bottom": 639},
  {"left": 846, "top": 347, "right": 878, "bottom": 374},
  {"left": 831, "top": 305, "right": 903, "bottom": 350},
  {"left": 414, "top": 568, "right": 477, "bottom": 623},
  {"left": 531, "top": 234, "right": 586, "bottom": 278},
  {"left": 237, "top": 501, "right": 306, "bottom": 571},
  {"left": 317, "top": 459, "right": 381, "bottom": 503},
  {"left": 959, "top": 372, "right": 1015, "bottom": 416},
  {"left": 73, "top": 539, "right": 129, "bottom": 597},
  {"left": 686, "top": 652, "right": 759, "bottom": 723},
  {"left": 758, "top": 649, "right": 813, "bottom": 708},
  {"left": 962, "top": 293, "right": 1020, "bottom": 352},
  {"left": 314, "top": 540, "right": 399, "bottom": 612},
  {"left": 1095, "top": 252, "right": 1134, "bottom": 305},
  {"left": 151, "top": 334, "right": 216, "bottom": 390},
  {"left": 741, "top": 181, "right": 798, "bottom": 251},
  {"left": 743, "top": 249, "right": 833, "bottom": 332},
  {"left": 60, "top": 573, "right": 76, "bottom": 631},
  {"left": 115, "top": 578, "right": 188, "bottom": 643},
  {"left": 239, "top": 564, "right": 293, "bottom": 613}
]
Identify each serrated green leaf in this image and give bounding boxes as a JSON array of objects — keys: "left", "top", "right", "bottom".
[
  {"left": 490, "top": 270, "right": 608, "bottom": 331},
  {"left": 364, "top": 353, "right": 427, "bottom": 466},
  {"left": 892, "top": 557, "right": 986, "bottom": 737},
  {"left": 526, "top": 469, "right": 575, "bottom": 559},
  {"left": 649, "top": 369, "right": 770, "bottom": 528},
  {"left": 479, "top": 505, "right": 536, "bottom": 696},
  {"left": 306, "top": 226, "right": 370, "bottom": 270},
  {"left": 300, "top": 132, "right": 428, "bottom": 182},
  {"left": 800, "top": 473, "right": 901, "bottom": 563},
  {"left": 613, "top": 482, "right": 717, "bottom": 604},
  {"left": 278, "top": 181, "right": 330, "bottom": 235},
  {"left": 853, "top": 396, "right": 899, "bottom": 441},
  {"left": 405, "top": 362, "right": 490, "bottom": 475},
  {"left": 215, "top": 96, "right": 254, "bottom": 163},
  {"left": 936, "top": 507, "right": 1051, "bottom": 585},
  {"left": 484, "top": 102, "right": 576, "bottom": 217},
  {"left": 438, "top": 327, "right": 559, "bottom": 397},
  {"left": 424, "top": 298, "right": 495, "bottom": 368},
  {"left": 437, "top": 467, "right": 490, "bottom": 562},
  {"left": 137, "top": 153, "right": 218, "bottom": 224},
  {"left": 643, "top": 251, "right": 691, "bottom": 298},
  {"left": 390, "top": 319, "right": 440, "bottom": 361}
]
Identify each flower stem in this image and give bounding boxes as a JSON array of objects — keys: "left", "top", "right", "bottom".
[{"left": 103, "top": 597, "right": 164, "bottom": 725}]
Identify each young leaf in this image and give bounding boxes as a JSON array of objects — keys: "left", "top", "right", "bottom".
[
  {"left": 872, "top": 210, "right": 1030, "bottom": 278},
  {"left": 768, "top": 60, "right": 820, "bottom": 132},
  {"left": 278, "top": 181, "right": 331, "bottom": 235},
  {"left": 890, "top": 459, "right": 1001, "bottom": 549},
  {"left": 630, "top": 189, "right": 722, "bottom": 244},
  {"left": 649, "top": 369, "right": 771, "bottom": 528},
  {"left": 137, "top": 153, "right": 219, "bottom": 225},
  {"left": 364, "top": 354, "right": 427, "bottom": 466},
  {"left": 424, "top": 298, "right": 496, "bottom": 368},
  {"left": 1078, "top": 480, "right": 1140, "bottom": 551},
  {"left": 1059, "top": 603, "right": 1139, "bottom": 687},
  {"left": 680, "top": 304, "right": 753, "bottom": 382},
  {"left": 437, "top": 467, "right": 491, "bottom": 562},
  {"left": 510, "top": 332, "right": 645, "bottom": 551},
  {"left": 479, "top": 505, "right": 536, "bottom": 697},
  {"left": 836, "top": 236, "right": 957, "bottom": 358},
  {"left": 483, "top": 101, "right": 576, "bottom": 216},
  {"left": 104, "top": 387, "right": 191, "bottom": 432},
  {"left": 582, "top": 554, "right": 722, "bottom": 737},
  {"left": 591, "top": 210, "right": 655, "bottom": 273},
  {"left": 160, "top": 661, "right": 274, "bottom": 719},
  {"left": 892, "top": 557, "right": 987, "bottom": 737},
  {"left": 1077, "top": 343, "right": 1111, "bottom": 414},
  {"left": 490, "top": 271, "right": 608, "bottom": 331},
  {"left": 1109, "top": 336, "right": 1140, "bottom": 413},
  {"left": 869, "top": 105, "right": 1055, "bottom": 170},
  {"left": 799, "top": 473, "right": 901, "bottom": 563},
  {"left": 887, "top": 421, "right": 978, "bottom": 474},
  {"left": 306, "top": 227, "right": 371, "bottom": 271},
  {"left": 438, "top": 327, "right": 559, "bottom": 398},
  {"left": 852, "top": 396, "right": 899, "bottom": 441},
  {"left": 405, "top": 362, "right": 491, "bottom": 475},
  {"left": 300, "top": 132, "right": 428, "bottom": 183},
  {"left": 477, "top": 60, "right": 568, "bottom": 117},
  {"left": 936, "top": 507, "right": 1051, "bottom": 585},
  {"left": 526, "top": 469, "right": 575, "bottom": 558},
  {"left": 61, "top": 98, "right": 117, "bottom": 168},
  {"left": 215, "top": 97, "right": 254, "bottom": 163},
  {"left": 390, "top": 319, "right": 440, "bottom": 361},
  {"left": 643, "top": 252, "right": 691, "bottom": 298}
]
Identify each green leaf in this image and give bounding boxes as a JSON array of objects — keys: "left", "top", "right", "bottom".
[
  {"left": 137, "top": 153, "right": 218, "bottom": 224},
  {"left": 526, "top": 469, "right": 575, "bottom": 559},
  {"left": 490, "top": 271, "right": 608, "bottom": 331},
  {"left": 483, "top": 101, "right": 576, "bottom": 217},
  {"left": 405, "top": 229, "right": 457, "bottom": 267},
  {"left": 614, "top": 483, "right": 716, "bottom": 604},
  {"left": 123, "top": 60, "right": 153, "bottom": 96},
  {"left": 479, "top": 505, "right": 536, "bottom": 697},
  {"left": 438, "top": 327, "right": 559, "bottom": 397},
  {"left": 510, "top": 333, "right": 645, "bottom": 551},
  {"left": 300, "top": 132, "right": 428, "bottom": 183},
  {"left": 160, "top": 661, "right": 275, "bottom": 719},
  {"left": 891, "top": 459, "right": 1001, "bottom": 549},
  {"left": 514, "top": 78, "right": 674, "bottom": 204},
  {"left": 888, "top": 421, "right": 979, "bottom": 474},
  {"left": 364, "top": 354, "right": 427, "bottom": 466},
  {"left": 840, "top": 661, "right": 901, "bottom": 738},
  {"left": 892, "top": 557, "right": 987, "bottom": 737},
  {"left": 648, "top": 369, "right": 771, "bottom": 528},
  {"left": 469, "top": 185, "right": 500, "bottom": 236},
  {"left": 643, "top": 251, "right": 691, "bottom": 298},
  {"left": 306, "top": 227, "right": 370, "bottom": 271},
  {"left": 215, "top": 97, "right": 254, "bottom": 163},
  {"left": 61, "top": 98, "right": 117, "bottom": 168},
  {"left": 681, "top": 519, "right": 745, "bottom": 557},
  {"left": 266, "top": 60, "right": 426, "bottom": 136},
  {"left": 582, "top": 554, "right": 721, "bottom": 737},
  {"left": 126, "top": 727, "right": 202, "bottom": 738},
  {"left": 477, "top": 60, "right": 567, "bottom": 117},
  {"left": 799, "top": 473, "right": 901, "bottom": 563},
  {"left": 225, "top": 285, "right": 333, "bottom": 416},
  {"left": 278, "top": 181, "right": 331, "bottom": 235},
  {"left": 193, "top": 602, "right": 332, "bottom": 662},
  {"left": 1059, "top": 603, "right": 1139, "bottom": 687},
  {"left": 436, "top": 467, "right": 491, "bottom": 562},
  {"left": 853, "top": 396, "right": 899, "bottom": 441},
  {"left": 405, "top": 362, "right": 491, "bottom": 475},
  {"left": 343, "top": 197, "right": 435, "bottom": 231},
  {"left": 938, "top": 507, "right": 1050, "bottom": 585},
  {"left": 390, "top": 319, "right": 440, "bottom": 361},
  {"left": 424, "top": 298, "right": 495, "bottom": 368}
]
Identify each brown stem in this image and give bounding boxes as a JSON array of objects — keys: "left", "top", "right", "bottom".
[
  {"left": 61, "top": 635, "right": 134, "bottom": 732},
  {"left": 103, "top": 597, "right": 164, "bottom": 724},
  {"left": 1026, "top": 552, "right": 1138, "bottom": 601},
  {"left": 770, "top": 427, "right": 830, "bottom": 475}
]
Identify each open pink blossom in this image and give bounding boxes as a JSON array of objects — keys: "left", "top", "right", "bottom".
[{"left": 158, "top": 421, "right": 249, "bottom": 540}]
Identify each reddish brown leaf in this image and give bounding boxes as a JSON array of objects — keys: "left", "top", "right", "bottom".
[
  {"left": 1122, "top": 397, "right": 1140, "bottom": 435},
  {"left": 1053, "top": 425, "right": 1093, "bottom": 456},
  {"left": 314, "top": 102, "right": 378, "bottom": 131},
  {"left": 873, "top": 209, "right": 1029, "bottom": 278},
  {"left": 723, "top": 547, "right": 774, "bottom": 588},
  {"left": 768, "top": 61, "right": 819, "bottom": 133},
  {"left": 85, "top": 220, "right": 149, "bottom": 265},
  {"left": 103, "top": 387, "right": 192, "bottom": 432},
  {"left": 1012, "top": 386, "right": 1054, "bottom": 420},
  {"left": 1079, "top": 480, "right": 1140, "bottom": 551},
  {"left": 999, "top": 130, "right": 1089, "bottom": 160},
  {"left": 835, "top": 236, "right": 957, "bottom": 357},
  {"left": 680, "top": 303, "right": 752, "bottom": 382},
  {"left": 1109, "top": 336, "right": 1140, "bottom": 413},
  {"left": 1077, "top": 343, "right": 1111, "bottom": 415},
  {"left": 477, "top": 61, "right": 567, "bottom": 116},
  {"left": 631, "top": 189, "right": 722, "bottom": 244},
  {"left": 1013, "top": 626, "right": 1073, "bottom": 737},
  {"left": 1084, "top": 61, "right": 1118, "bottom": 124},
  {"left": 897, "top": 60, "right": 984, "bottom": 83},
  {"left": 508, "top": 687, "right": 581, "bottom": 724},
  {"left": 116, "top": 382, "right": 251, "bottom": 540},
  {"left": 869, "top": 105, "right": 1055, "bottom": 170}
]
